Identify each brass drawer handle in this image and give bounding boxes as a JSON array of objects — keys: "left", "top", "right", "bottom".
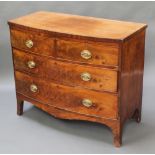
[
  {"left": 81, "top": 72, "right": 91, "bottom": 81},
  {"left": 82, "top": 99, "right": 93, "bottom": 107},
  {"left": 25, "top": 40, "right": 33, "bottom": 48},
  {"left": 81, "top": 50, "right": 92, "bottom": 60},
  {"left": 30, "top": 84, "right": 38, "bottom": 93},
  {"left": 27, "top": 61, "right": 36, "bottom": 69}
]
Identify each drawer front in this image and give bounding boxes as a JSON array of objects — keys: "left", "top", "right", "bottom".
[
  {"left": 15, "top": 71, "right": 118, "bottom": 119},
  {"left": 10, "top": 29, "right": 55, "bottom": 56},
  {"left": 13, "top": 49, "right": 118, "bottom": 92},
  {"left": 57, "top": 39, "right": 119, "bottom": 67}
]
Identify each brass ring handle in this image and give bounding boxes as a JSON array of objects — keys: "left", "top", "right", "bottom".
[
  {"left": 82, "top": 99, "right": 93, "bottom": 107},
  {"left": 30, "top": 84, "right": 38, "bottom": 93},
  {"left": 81, "top": 50, "right": 92, "bottom": 60},
  {"left": 25, "top": 40, "right": 33, "bottom": 48},
  {"left": 81, "top": 72, "right": 91, "bottom": 81},
  {"left": 27, "top": 61, "right": 36, "bottom": 69}
]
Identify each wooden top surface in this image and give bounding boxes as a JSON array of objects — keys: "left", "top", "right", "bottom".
[{"left": 8, "top": 11, "right": 147, "bottom": 41}]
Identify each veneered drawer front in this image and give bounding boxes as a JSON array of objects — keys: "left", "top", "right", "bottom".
[
  {"left": 57, "top": 39, "right": 119, "bottom": 67},
  {"left": 13, "top": 49, "right": 118, "bottom": 92},
  {"left": 15, "top": 71, "right": 118, "bottom": 119},
  {"left": 10, "top": 29, "right": 55, "bottom": 56}
]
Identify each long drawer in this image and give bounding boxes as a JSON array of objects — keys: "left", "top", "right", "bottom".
[
  {"left": 15, "top": 71, "right": 118, "bottom": 119},
  {"left": 13, "top": 49, "right": 118, "bottom": 92}
]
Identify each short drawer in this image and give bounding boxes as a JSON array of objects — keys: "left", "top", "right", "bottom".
[
  {"left": 56, "top": 39, "right": 119, "bottom": 67},
  {"left": 10, "top": 29, "right": 55, "bottom": 56},
  {"left": 13, "top": 49, "right": 118, "bottom": 92},
  {"left": 15, "top": 71, "right": 118, "bottom": 119}
]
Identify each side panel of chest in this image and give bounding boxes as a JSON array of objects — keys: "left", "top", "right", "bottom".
[{"left": 119, "top": 30, "right": 146, "bottom": 123}]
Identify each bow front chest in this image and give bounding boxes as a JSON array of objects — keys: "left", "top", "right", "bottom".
[{"left": 8, "top": 11, "right": 147, "bottom": 147}]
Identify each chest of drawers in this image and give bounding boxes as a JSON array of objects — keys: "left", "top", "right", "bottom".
[{"left": 8, "top": 11, "right": 147, "bottom": 147}]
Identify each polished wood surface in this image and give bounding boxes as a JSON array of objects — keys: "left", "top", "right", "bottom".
[
  {"left": 8, "top": 11, "right": 147, "bottom": 41},
  {"left": 57, "top": 39, "right": 119, "bottom": 67},
  {"left": 10, "top": 29, "right": 55, "bottom": 56},
  {"left": 8, "top": 11, "right": 147, "bottom": 147},
  {"left": 11, "top": 28, "right": 119, "bottom": 68},
  {"left": 13, "top": 49, "right": 118, "bottom": 92},
  {"left": 15, "top": 71, "right": 118, "bottom": 119},
  {"left": 120, "top": 30, "right": 146, "bottom": 124},
  {"left": 17, "top": 92, "right": 120, "bottom": 144}
]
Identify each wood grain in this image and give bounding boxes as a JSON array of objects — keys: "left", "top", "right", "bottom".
[
  {"left": 8, "top": 11, "right": 147, "bottom": 41},
  {"left": 8, "top": 11, "right": 147, "bottom": 147},
  {"left": 10, "top": 29, "right": 55, "bottom": 56},
  {"left": 15, "top": 71, "right": 118, "bottom": 119},
  {"left": 119, "top": 29, "right": 146, "bottom": 124},
  {"left": 13, "top": 49, "right": 118, "bottom": 92},
  {"left": 56, "top": 39, "right": 119, "bottom": 67}
]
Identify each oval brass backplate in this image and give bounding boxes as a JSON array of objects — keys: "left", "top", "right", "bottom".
[
  {"left": 82, "top": 99, "right": 93, "bottom": 107},
  {"left": 27, "top": 61, "right": 36, "bottom": 69},
  {"left": 30, "top": 84, "right": 38, "bottom": 93},
  {"left": 81, "top": 50, "right": 92, "bottom": 60},
  {"left": 81, "top": 72, "right": 91, "bottom": 81},
  {"left": 25, "top": 40, "right": 33, "bottom": 48}
]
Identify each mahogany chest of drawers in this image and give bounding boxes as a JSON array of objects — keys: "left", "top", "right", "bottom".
[{"left": 8, "top": 11, "right": 147, "bottom": 147}]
